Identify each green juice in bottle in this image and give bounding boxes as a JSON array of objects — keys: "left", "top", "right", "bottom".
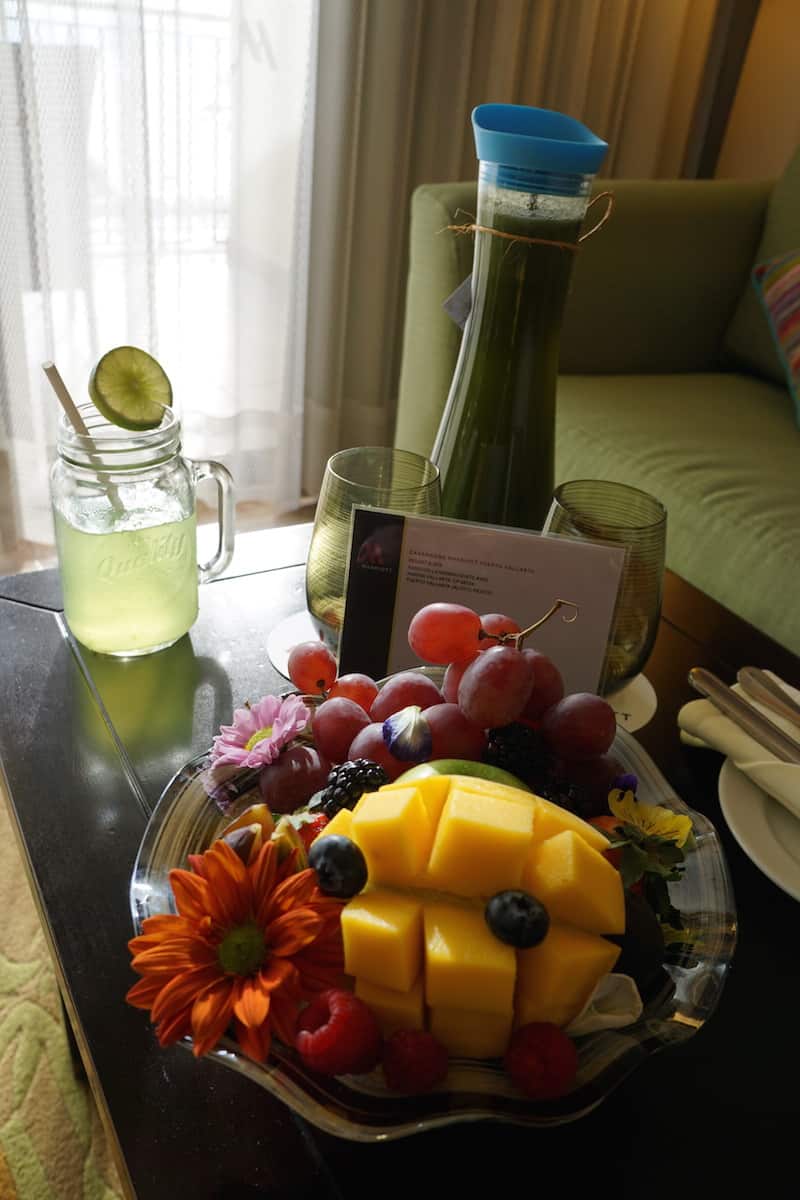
[{"left": 432, "top": 105, "right": 608, "bottom": 530}]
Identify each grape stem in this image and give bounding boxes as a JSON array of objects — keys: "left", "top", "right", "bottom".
[{"left": 480, "top": 598, "right": 579, "bottom": 649}]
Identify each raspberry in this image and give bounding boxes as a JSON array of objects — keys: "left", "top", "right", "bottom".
[
  {"left": 382, "top": 1030, "right": 449, "bottom": 1093},
  {"left": 295, "top": 989, "right": 382, "bottom": 1076},
  {"left": 503, "top": 1022, "right": 578, "bottom": 1099}
]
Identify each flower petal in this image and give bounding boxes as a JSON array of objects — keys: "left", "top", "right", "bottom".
[
  {"left": 151, "top": 964, "right": 222, "bottom": 1025},
  {"left": 232, "top": 976, "right": 271, "bottom": 1028},
  {"left": 248, "top": 840, "right": 279, "bottom": 908},
  {"left": 233, "top": 1017, "right": 272, "bottom": 1063},
  {"left": 269, "top": 989, "right": 301, "bottom": 1047},
  {"left": 191, "top": 979, "right": 235, "bottom": 1057},
  {"left": 126, "top": 974, "right": 170, "bottom": 1009},
  {"left": 169, "top": 869, "right": 212, "bottom": 922},
  {"left": 155, "top": 1006, "right": 192, "bottom": 1047},
  {"left": 131, "top": 938, "right": 216, "bottom": 975},
  {"left": 259, "top": 957, "right": 299, "bottom": 994},
  {"left": 267, "top": 909, "right": 323, "bottom": 957},
  {"left": 264, "top": 869, "right": 318, "bottom": 920},
  {"left": 200, "top": 841, "right": 251, "bottom": 927}
]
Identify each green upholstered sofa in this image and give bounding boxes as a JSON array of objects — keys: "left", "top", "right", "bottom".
[{"left": 394, "top": 157, "right": 800, "bottom": 657}]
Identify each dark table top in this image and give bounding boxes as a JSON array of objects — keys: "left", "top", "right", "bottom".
[{"left": 1, "top": 525, "right": 798, "bottom": 1200}]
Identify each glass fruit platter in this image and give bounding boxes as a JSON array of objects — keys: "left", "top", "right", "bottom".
[{"left": 129, "top": 684, "right": 736, "bottom": 1141}]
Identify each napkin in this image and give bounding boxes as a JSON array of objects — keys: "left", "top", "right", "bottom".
[
  {"left": 566, "top": 973, "right": 643, "bottom": 1036},
  {"left": 677, "top": 672, "right": 800, "bottom": 822}
]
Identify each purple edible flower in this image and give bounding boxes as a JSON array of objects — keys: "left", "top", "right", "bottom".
[
  {"left": 382, "top": 705, "right": 432, "bottom": 762},
  {"left": 612, "top": 772, "right": 638, "bottom": 794}
]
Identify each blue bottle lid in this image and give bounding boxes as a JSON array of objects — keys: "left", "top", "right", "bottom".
[{"left": 472, "top": 104, "right": 607, "bottom": 191}]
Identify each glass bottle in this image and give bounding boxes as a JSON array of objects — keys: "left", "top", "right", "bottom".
[
  {"left": 431, "top": 104, "right": 608, "bottom": 530},
  {"left": 50, "top": 405, "right": 234, "bottom": 656}
]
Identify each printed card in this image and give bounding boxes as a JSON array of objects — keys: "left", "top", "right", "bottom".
[{"left": 338, "top": 508, "right": 626, "bottom": 695}]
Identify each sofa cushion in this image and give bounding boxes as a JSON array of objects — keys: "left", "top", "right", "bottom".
[
  {"left": 752, "top": 249, "right": 800, "bottom": 427},
  {"left": 724, "top": 145, "right": 800, "bottom": 385},
  {"left": 555, "top": 372, "right": 800, "bottom": 655}
]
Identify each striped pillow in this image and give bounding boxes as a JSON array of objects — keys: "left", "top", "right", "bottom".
[{"left": 752, "top": 249, "right": 800, "bottom": 426}]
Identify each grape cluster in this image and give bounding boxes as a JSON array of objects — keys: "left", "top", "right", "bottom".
[{"left": 285, "top": 603, "right": 619, "bottom": 813}]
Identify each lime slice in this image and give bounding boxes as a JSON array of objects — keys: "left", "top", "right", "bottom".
[{"left": 88, "top": 346, "right": 172, "bottom": 431}]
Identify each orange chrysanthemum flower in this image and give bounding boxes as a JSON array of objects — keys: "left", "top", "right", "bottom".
[{"left": 127, "top": 838, "right": 344, "bottom": 1062}]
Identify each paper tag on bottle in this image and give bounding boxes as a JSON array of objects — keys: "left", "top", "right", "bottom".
[{"left": 442, "top": 274, "right": 472, "bottom": 330}]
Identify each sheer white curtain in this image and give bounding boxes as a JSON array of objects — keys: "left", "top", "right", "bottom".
[{"left": 0, "top": 0, "right": 317, "bottom": 548}]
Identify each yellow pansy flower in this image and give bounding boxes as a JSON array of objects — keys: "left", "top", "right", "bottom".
[{"left": 608, "top": 789, "right": 693, "bottom": 848}]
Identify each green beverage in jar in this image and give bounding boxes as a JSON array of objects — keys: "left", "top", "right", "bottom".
[
  {"left": 54, "top": 511, "right": 199, "bottom": 655},
  {"left": 50, "top": 352, "right": 234, "bottom": 656}
]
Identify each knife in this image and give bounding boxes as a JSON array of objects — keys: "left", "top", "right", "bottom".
[
  {"left": 736, "top": 667, "right": 800, "bottom": 734},
  {"left": 688, "top": 667, "right": 800, "bottom": 765}
]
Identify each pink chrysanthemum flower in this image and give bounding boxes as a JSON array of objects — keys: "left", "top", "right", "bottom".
[{"left": 210, "top": 694, "right": 310, "bottom": 769}]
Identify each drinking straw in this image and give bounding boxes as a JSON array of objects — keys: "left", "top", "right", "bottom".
[{"left": 42, "top": 361, "right": 123, "bottom": 511}]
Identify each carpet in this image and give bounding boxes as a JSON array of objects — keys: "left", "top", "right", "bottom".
[{"left": 0, "top": 794, "right": 122, "bottom": 1200}]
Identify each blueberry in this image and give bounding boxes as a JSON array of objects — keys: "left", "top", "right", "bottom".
[
  {"left": 308, "top": 835, "right": 368, "bottom": 899},
  {"left": 485, "top": 890, "right": 550, "bottom": 949}
]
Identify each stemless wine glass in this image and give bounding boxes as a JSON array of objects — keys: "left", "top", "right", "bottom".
[
  {"left": 305, "top": 447, "right": 441, "bottom": 650},
  {"left": 543, "top": 480, "right": 667, "bottom": 694}
]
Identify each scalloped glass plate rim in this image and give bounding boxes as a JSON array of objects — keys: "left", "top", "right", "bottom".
[{"left": 129, "top": 729, "right": 736, "bottom": 1140}]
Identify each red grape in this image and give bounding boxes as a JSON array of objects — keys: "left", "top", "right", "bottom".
[
  {"left": 457, "top": 646, "right": 536, "bottom": 728},
  {"left": 258, "top": 746, "right": 331, "bottom": 812},
  {"left": 312, "top": 697, "right": 370, "bottom": 764},
  {"left": 540, "top": 693, "right": 617, "bottom": 761},
  {"left": 327, "top": 673, "right": 378, "bottom": 712},
  {"left": 408, "top": 603, "right": 482, "bottom": 665},
  {"left": 479, "top": 613, "right": 521, "bottom": 643},
  {"left": 425, "top": 703, "right": 487, "bottom": 761},
  {"left": 519, "top": 652, "right": 565, "bottom": 721},
  {"left": 287, "top": 641, "right": 337, "bottom": 694},
  {"left": 370, "top": 672, "right": 443, "bottom": 722},
  {"left": 442, "top": 656, "right": 477, "bottom": 703},
  {"left": 346, "top": 723, "right": 407, "bottom": 780}
]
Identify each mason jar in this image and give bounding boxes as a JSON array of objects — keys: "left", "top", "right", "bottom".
[{"left": 50, "top": 404, "right": 234, "bottom": 656}]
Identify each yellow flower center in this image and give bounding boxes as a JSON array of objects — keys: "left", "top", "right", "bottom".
[
  {"left": 218, "top": 923, "right": 266, "bottom": 976},
  {"left": 244, "top": 725, "right": 274, "bottom": 752}
]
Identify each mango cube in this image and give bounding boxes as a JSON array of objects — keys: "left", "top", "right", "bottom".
[
  {"left": 426, "top": 788, "right": 534, "bottom": 897},
  {"left": 355, "top": 974, "right": 425, "bottom": 1035},
  {"left": 446, "top": 775, "right": 536, "bottom": 808},
  {"left": 341, "top": 889, "right": 423, "bottom": 991},
  {"left": 352, "top": 788, "right": 433, "bottom": 887},
  {"left": 315, "top": 807, "right": 353, "bottom": 841},
  {"left": 522, "top": 830, "right": 625, "bottom": 935},
  {"left": 424, "top": 902, "right": 515, "bottom": 1016},
  {"left": 382, "top": 773, "right": 451, "bottom": 827},
  {"left": 530, "top": 795, "right": 610, "bottom": 853},
  {"left": 429, "top": 1006, "right": 512, "bottom": 1059},
  {"left": 515, "top": 923, "right": 621, "bottom": 1028}
]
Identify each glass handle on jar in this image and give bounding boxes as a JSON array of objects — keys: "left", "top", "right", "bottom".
[{"left": 192, "top": 460, "right": 235, "bottom": 583}]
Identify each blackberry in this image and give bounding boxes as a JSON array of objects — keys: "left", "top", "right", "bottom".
[
  {"left": 316, "top": 759, "right": 389, "bottom": 818},
  {"left": 484, "top": 723, "right": 550, "bottom": 791}
]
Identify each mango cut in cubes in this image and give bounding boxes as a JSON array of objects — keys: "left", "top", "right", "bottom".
[
  {"left": 424, "top": 901, "right": 515, "bottom": 1016},
  {"left": 315, "top": 807, "right": 353, "bottom": 841},
  {"left": 515, "top": 923, "right": 621, "bottom": 1029},
  {"left": 530, "top": 795, "right": 610, "bottom": 854},
  {"left": 355, "top": 974, "right": 425, "bottom": 1036},
  {"left": 352, "top": 788, "right": 434, "bottom": 888},
  {"left": 522, "top": 829, "right": 625, "bottom": 935},
  {"left": 341, "top": 888, "right": 423, "bottom": 991},
  {"left": 381, "top": 773, "right": 451, "bottom": 827},
  {"left": 429, "top": 1006, "right": 512, "bottom": 1059},
  {"left": 426, "top": 788, "right": 533, "bottom": 898}
]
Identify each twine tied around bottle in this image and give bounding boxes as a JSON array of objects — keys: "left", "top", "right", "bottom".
[{"left": 445, "top": 189, "right": 615, "bottom": 252}]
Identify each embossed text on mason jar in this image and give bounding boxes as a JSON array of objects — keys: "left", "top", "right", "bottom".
[{"left": 96, "top": 529, "right": 189, "bottom": 581}]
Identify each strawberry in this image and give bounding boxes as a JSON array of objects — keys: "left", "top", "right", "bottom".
[
  {"left": 504, "top": 1022, "right": 578, "bottom": 1099},
  {"left": 296, "top": 989, "right": 382, "bottom": 1076},
  {"left": 297, "top": 813, "right": 330, "bottom": 852},
  {"left": 382, "top": 1030, "right": 449, "bottom": 1093},
  {"left": 589, "top": 814, "right": 624, "bottom": 868}
]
